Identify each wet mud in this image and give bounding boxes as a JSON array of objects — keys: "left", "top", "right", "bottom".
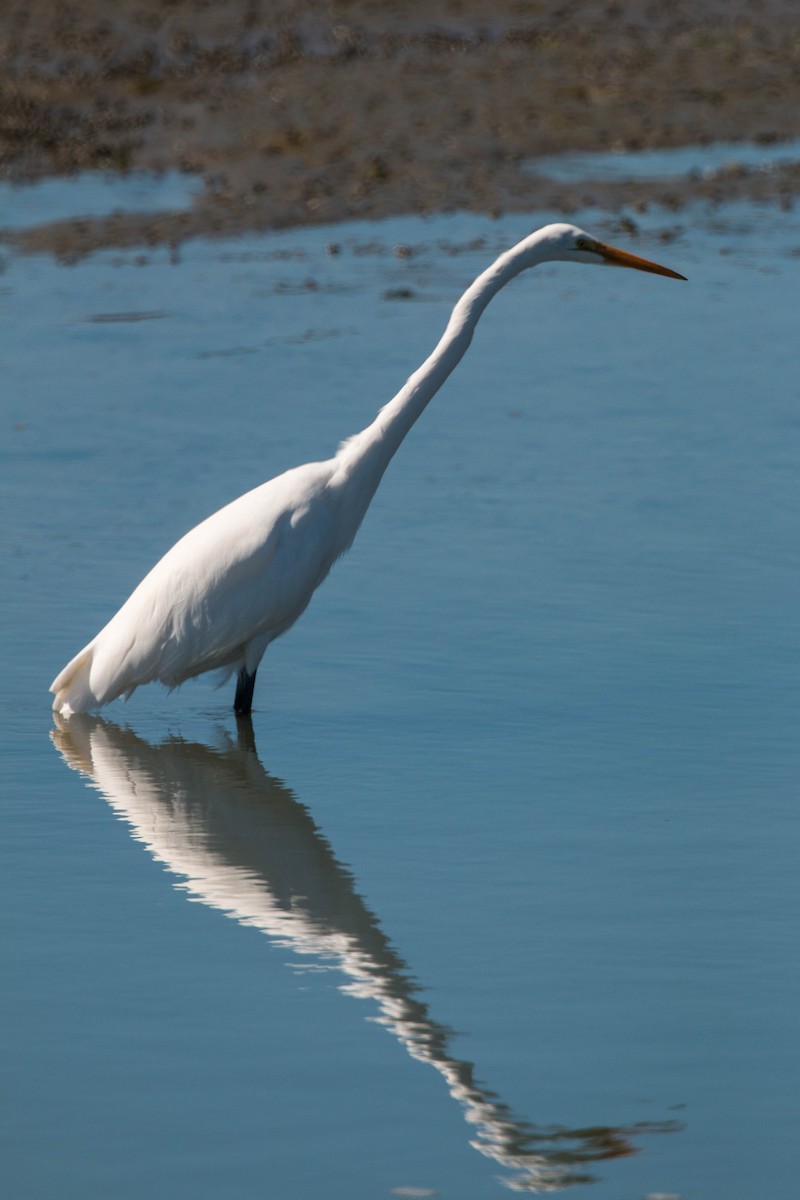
[{"left": 2, "top": 0, "right": 800, "bottom": 257}]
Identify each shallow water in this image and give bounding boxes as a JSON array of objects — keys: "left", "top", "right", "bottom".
[
  {"left": 530, "top": 137, "right": 800, "bottom": 183},
  {"left": 0, "top": 170, "right": 198, "bottom": 230},
  {"left": 2, "top": 187, "right": 799, "bottom": 1199}
]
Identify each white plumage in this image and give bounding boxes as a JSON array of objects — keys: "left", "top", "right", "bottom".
[{"left": 51, "top": 224, "right": 684, "bottom": 716}]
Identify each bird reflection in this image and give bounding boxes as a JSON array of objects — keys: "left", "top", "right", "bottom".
[{"left": 52, "top": 715, "right": 679, "bottom": 1192}]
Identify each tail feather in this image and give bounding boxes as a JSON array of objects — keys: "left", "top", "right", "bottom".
[{"left": 50, "top": 644, "right": 99, "bottom": 715}]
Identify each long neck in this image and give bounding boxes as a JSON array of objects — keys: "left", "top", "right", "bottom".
[{"left": 335, "top": 234, "right": 544, "bottom": 485}]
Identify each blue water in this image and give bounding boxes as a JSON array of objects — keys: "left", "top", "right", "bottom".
[
  {"left": 2, "top": 188, "right": 799, "bottom": 1199},
  {"left": 0, "top": 170, "right": 198, "bottom": 230},
  {"left": 530, "top": 137, "right": 800, "bottom": 183}
]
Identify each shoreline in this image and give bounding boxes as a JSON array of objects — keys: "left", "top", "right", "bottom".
[{"left": 3, "top": 0, "right": 800, "bottom": 257}]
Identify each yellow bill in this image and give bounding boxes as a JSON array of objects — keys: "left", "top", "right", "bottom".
[{"left": 595, "top": 240, "right": 687, "bottom": 280}]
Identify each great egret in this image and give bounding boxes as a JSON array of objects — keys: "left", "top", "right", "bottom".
[{"left": 51, "top": 223, "right": 685, "bottom": 716}]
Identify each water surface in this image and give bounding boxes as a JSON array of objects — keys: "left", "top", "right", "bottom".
[
  {"left": 0, "top": 170, "right": 198, "bottom": 230},
  {"left": 2, "top": 186, "right": 799, "bottom": 1199},
  {"left": 529, "top": 137, "right": 800, "bottom": 183}
]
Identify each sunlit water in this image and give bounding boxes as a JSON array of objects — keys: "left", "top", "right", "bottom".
[
  {"left": 529, "top": 137, "right": 800, "bottom": 183},
  {"left": 2, "top": 180, "right": 799, "bottom": 1200},
  {"left": 0, "top": 170, "right": 198, "bottom": 230}
]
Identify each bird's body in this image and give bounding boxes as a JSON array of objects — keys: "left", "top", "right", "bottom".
[
  {"left": 51, "top": 224, "right": 684, "bottom": 716},
  {"left": 52, "top": 453, "right": 376, "bottom": 714}
]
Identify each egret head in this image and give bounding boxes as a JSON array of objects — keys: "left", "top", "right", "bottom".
[{"left": 539, "top": 223, "right": 686, "bottom": 280}]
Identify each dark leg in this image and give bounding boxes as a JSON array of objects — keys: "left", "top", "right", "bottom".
[
  {"left": 235, "top": 712, "right": 257, "bottom": 752},
  {"left": 234, "top": 667, "right": 257, "bottom": 715}
]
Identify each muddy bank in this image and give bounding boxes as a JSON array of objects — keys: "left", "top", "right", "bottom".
[{"left": 2, "top": 0, "right": 800, "bottom": 256}]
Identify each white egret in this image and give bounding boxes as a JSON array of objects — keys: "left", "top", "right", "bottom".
[{"left": 51, "top": 223, "right": 685, "bottom": 717}]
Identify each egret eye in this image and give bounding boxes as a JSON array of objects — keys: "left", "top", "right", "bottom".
[{"left": 575, "top": 237, "right": 591, "bottom": 251}]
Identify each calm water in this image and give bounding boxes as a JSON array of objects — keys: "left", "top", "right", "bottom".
[
  {"left": 0, "top": 170, "right": 198, "bottom": 230},
  {"left": 529, "top": 138, "right": 800, "bottom": 183},
  {"left": 2, "top": 186, "right": 799, "bottom": 1199}
]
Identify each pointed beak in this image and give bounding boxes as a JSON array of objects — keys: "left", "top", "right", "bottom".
[{"left": 595, "top": 241, "right": 687, "bottom": 280}]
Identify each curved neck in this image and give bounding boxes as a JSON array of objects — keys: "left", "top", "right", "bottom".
[{"left": 335, "top": 233, "right": 545, "bottom": 484}]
